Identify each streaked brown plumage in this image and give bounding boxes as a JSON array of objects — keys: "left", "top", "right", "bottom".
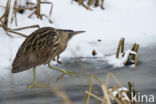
[
  {"left": 12, "top": 27, "right": 85, "bottom": 73},
  {"left": 11, "top": 27, "right": 85, "bottom": 88}
]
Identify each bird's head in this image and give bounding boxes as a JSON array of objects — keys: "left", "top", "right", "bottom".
[{"left": 57, "top": 29, "right": 86, "bottom": 42}]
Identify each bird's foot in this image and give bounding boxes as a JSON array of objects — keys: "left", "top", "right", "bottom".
[
  {"left": 48, "top": 63, "right": 79, "bottom": 81},
  {"left": 56, "top": 69, "right": 79, "bottom": 81},
  {"left": 62, "top": 69, "right": 79, "bottom": 77},
  {"left": 27, "top": 83, "right": 49, "bottom": 88}
]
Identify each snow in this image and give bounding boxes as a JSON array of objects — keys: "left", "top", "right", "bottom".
[
  {"left": 0, "top": 0, "right": 156, "bottom": 72},
  {"left": 109, "top": 87, "right": 128, "bottom": 100},
  {"left": 105, "top": 50, "right": 137, "bottom": 67}
]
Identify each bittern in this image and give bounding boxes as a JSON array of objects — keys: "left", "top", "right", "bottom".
[{"left": 12, "top": 27, "right": 85, "bottom": 88}]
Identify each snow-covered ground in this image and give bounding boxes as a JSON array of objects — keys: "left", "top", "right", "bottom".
[
  {"left": 0, "top": 1, "right": 156, "bottom": 103},
  {"left": 0, "top": 0, "right": 156, "bottom": 69}
]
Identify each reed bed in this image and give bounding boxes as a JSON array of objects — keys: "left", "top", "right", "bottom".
[
  {"left": 72, "top": 0, "right": 104, "bottom": 10},
  {"left": 0, "top": 0, "right": 53, "bottom": 37}
]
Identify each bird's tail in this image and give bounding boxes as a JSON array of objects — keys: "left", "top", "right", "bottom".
[
  {"left": 12, "top": 66, "right": 22, "bottom": 73},
  {"left": 12, "top": 65, "right": 30, "bottom": 73}
]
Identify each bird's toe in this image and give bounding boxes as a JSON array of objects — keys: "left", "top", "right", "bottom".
[{"left": 27, "top": 83, "right": 49, "bottom": 88}]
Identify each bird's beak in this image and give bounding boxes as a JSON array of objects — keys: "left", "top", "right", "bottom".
[{"left": 72, "top": 31, "right": 86, "bottom": 35}]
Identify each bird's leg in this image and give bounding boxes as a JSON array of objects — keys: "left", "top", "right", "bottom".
[
  {"left": 28, "top": 67, "right": 48, "bottom": 88},
  {"left": 53, "top": 57, "right": 56, "bottom": 61},
  {"left": 57, "top": 55, "right": 62, "bottom": 64},
  {"left": 48, "top": 63, "right": 79, "bottom": 80}
]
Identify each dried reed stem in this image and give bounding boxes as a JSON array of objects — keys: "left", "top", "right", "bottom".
[
  {"left": 0, "top": 0, "right": 11, "bottom": 31},
  {"left": 107, "top": 90, "right": 121, "bottom": 104},
  {"left": 11, "top": 0, "right": 18, "bottom": 25},
  {"left": 116, "top": 38, "right": 125, "bottom": 58},
  {"left": 36, "top": 0, "right": 41, "bottom": 18},
  {"left": 116, "top": 39, "right": 121, "bottom": 58},
  {"left": 106, "top": 73, "right": 122, "bottom": 88},
  {"left": 133, "top": 43, "right": 139, "bottom": 67},
  {"left": 84, "top": 91, "right": 104, "bottom": 102},
  {"left": 50, "top": 86, "right": 73, "bottom": 104},
  {"left": 101, "top": 85, "right": 111, "bottom": 104},
  {"left": 86, "top": 74, "right": 94, "bottom": 104},
  {"left": 12, "top": 25, "right": 40, "bottom": 31},
  {"left": 8, "top": 29, "right": 28, "bottom": 37}
]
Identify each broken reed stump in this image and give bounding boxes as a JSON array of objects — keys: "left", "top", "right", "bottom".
[
  {"left": 124, "top": 43, "right": 139, "bottom": 67},
  {"left": 116, "top": 38, "right": 125, "bottom": 58},
  {"left": 116, "top": 38, "right": 139, "bottom": 67},
  {"left": 72, "top": 0, "right": 104, "bottom": 10},
  {"left": 131, "top": 43, "right": 139, "bottom": 67},
  {"left": 132, "top": 43, "right": 139, "bottom": 59}
]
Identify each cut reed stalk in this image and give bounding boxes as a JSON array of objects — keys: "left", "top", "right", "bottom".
[
  {"left": 125, "top": 43, "right": 139, "bottom": 67},
  {"left": 132, "top": 43, "right": 139, "bottom": 59},
  {"left": 116, "top": 38, "right": 125, "bottom": 58}
]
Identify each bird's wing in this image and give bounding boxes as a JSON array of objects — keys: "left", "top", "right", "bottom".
[{"left": 12, "top": 27, "right": 59, "bottom": 73}]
